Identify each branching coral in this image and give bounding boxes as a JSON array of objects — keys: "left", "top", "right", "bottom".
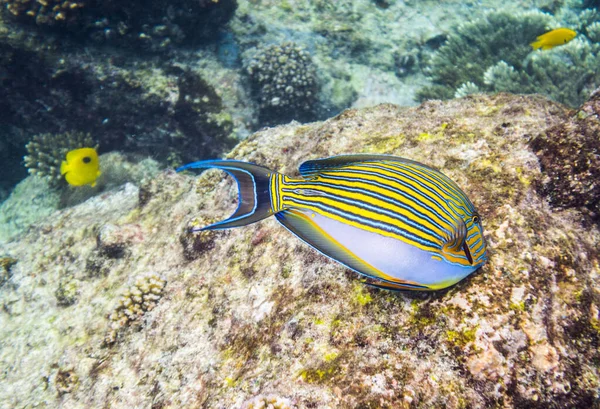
[
  {"left": 247, "top": 42, "right": 319, "bottom": 125},
  {"left": 24, "top": 132, "right": 96, "bottom": 187},
  {"left": 417, "top": 11, "right": 551, "bottom": 102},
  {"left": 454, "top": 82, "right": 481, "bottom": 98},
  {"left": 418, "top": 8, "right": 600, "bottom": 107},
  {"left": 483, "top": 39, "right": 600, "bottom": 107},
  {"left": 105, "top": 273, "right": 166, "bottom": 344}
]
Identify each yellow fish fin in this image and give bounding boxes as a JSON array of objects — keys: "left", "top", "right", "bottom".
[
  {"left": 530, "top": 39, "right": 544, "bottom": 50},
  {"left": 60, "top": 160, "right": 70, "bottom": 176},
  {"left": 541, "top": 44, "right": 555, "bottom": 50}
]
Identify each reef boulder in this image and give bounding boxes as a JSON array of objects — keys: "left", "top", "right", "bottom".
[{"left": 0, "top": 93, "right": 599, "bottom": 409}]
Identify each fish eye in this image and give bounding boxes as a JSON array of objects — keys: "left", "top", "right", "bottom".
[
  {"left": 82, "top": 156, "right": 91, "bottom": 164},
  {"left": 472, "top": 215, "right": 480, "bottom": 224}
]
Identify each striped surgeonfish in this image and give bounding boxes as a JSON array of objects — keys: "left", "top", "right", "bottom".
[{"left": 177, "top": 154, "right": 487, "bottom": 291}]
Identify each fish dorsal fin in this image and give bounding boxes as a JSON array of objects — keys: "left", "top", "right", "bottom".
[{"left": 298, "top": 154, "right": 439, "bottom": 179}]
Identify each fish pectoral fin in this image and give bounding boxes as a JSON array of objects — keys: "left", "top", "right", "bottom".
[
  {"left": 275, "top": 208, "right": 422, "bottom": 288},
  {"left": 442, "top": 218, "right": 473, "bottom": 265},
  {"left": 60, "top": 160, "right": 69, "bottom": 176}
]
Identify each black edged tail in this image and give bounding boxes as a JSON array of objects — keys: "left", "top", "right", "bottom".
[{"left": 177, "top": 160, "right": 276, "bottom": 231}]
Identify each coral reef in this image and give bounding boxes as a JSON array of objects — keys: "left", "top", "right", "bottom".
[
  {"left": 2, "top": 94, "right": 600, "bottom": 408},
  {"left": 417, "top": 10, "right": 550, "bottom": 102},
  {"left": 483, "top": 38, "right": 600, "bottom": 107},
  {"left": 1, "top": 0, "right": 238, "bottom": 49},
  {"left": 0, "top": 41, "right": 234, "bottom": 181},
  {"left": 24, "top": 132, "right": 96, "bottom": 187},
  {"left": 418, "top": 8, "right": 600, "bottom": 107},
  {"left": 105, "top": 273, "right": 166, "bottom": 344},
  {"left": 0, "top": 152, "right": 160, "bottom": 242},
  {"left": 530, "top": 87, "right": 600, "bottom": 220},
  {"left": 247, "top": 42, "right": 319, "bottom": 125}
]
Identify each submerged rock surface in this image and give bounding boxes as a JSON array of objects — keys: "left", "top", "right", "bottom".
[{"left": 1, "top": 94, "right": 599, "bottom": 408}]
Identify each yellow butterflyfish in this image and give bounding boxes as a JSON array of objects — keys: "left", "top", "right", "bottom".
[
  {"left": 60, "top": 147, "right": 101, "bottom": 187},
  {"left": 530, "top": 28, "right": 577, "bottom": 50}
]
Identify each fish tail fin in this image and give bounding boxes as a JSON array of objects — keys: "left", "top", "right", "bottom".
[
  {"left": 177, "top": 160, "right": 278, "bottom": 231},
  {"left": 530, "top": 39, "right": 543, "bottom": 50}
]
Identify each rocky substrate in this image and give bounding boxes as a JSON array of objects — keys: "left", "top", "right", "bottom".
[{"left": 1, "top": 93, "right": 599, "bottom": 409}]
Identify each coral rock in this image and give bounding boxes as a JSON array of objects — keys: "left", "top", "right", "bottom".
[{"left": 530, "top": 87, "right": 600, "bottom": 220}]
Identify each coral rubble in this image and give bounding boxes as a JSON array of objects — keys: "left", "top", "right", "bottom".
[{"left": 1, "top": 94, "right": 599, "bottom": 408}]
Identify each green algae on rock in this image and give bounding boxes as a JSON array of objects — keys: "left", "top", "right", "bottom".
[{"left": 1, "top": 94, "right": 599, "bottom": 408}]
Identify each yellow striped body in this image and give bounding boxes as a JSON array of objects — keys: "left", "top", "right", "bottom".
[{"left": 270, "top": 159, "right": 486, "bottom": 282}]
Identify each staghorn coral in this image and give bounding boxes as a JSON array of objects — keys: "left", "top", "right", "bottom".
[
  {"left": 483, "top": 38, "right": 600, "bottom": 107},
  {"left": 416, "top": 10, "right": 551, "bottom": 102},
  {"left": 240, "top": 395, "right": 296, "bottom": 409},
  {"left": 418, "top": 7, "right": 600, "bottom": 107},
  {"left": 247, "top": 42, "right": 319, "bottom": 126},
  {"left": 105, "top": 273, "right": 166, "bottom": 344},
  {"left": 454, "top": 81, "right": 481, "bottom": 98},
  {"left": 530, "top": 87, "right": 600, "bottom": 220},
  {"left": 24, "top": 132, "right": 96, "bottom": 187}
]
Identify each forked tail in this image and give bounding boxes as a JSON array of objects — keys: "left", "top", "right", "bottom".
[{"left": 177, "top": 160, "right": 276, "bottom": 231}]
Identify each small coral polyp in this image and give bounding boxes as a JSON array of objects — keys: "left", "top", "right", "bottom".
[
  {"left": 105, "top": 273, "right": 166, "bottom": 344},
  {"left": 247, "top": 42, "right": 319, "bottom": 125}
]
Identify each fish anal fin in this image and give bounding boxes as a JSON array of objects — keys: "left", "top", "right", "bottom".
[{"left": 362, "top": 277, "right": 430, "bottom": 291}]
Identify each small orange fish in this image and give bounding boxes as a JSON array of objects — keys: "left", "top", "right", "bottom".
[{"left": 531, "top": 28, "right": 577, "bottom": 50}]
